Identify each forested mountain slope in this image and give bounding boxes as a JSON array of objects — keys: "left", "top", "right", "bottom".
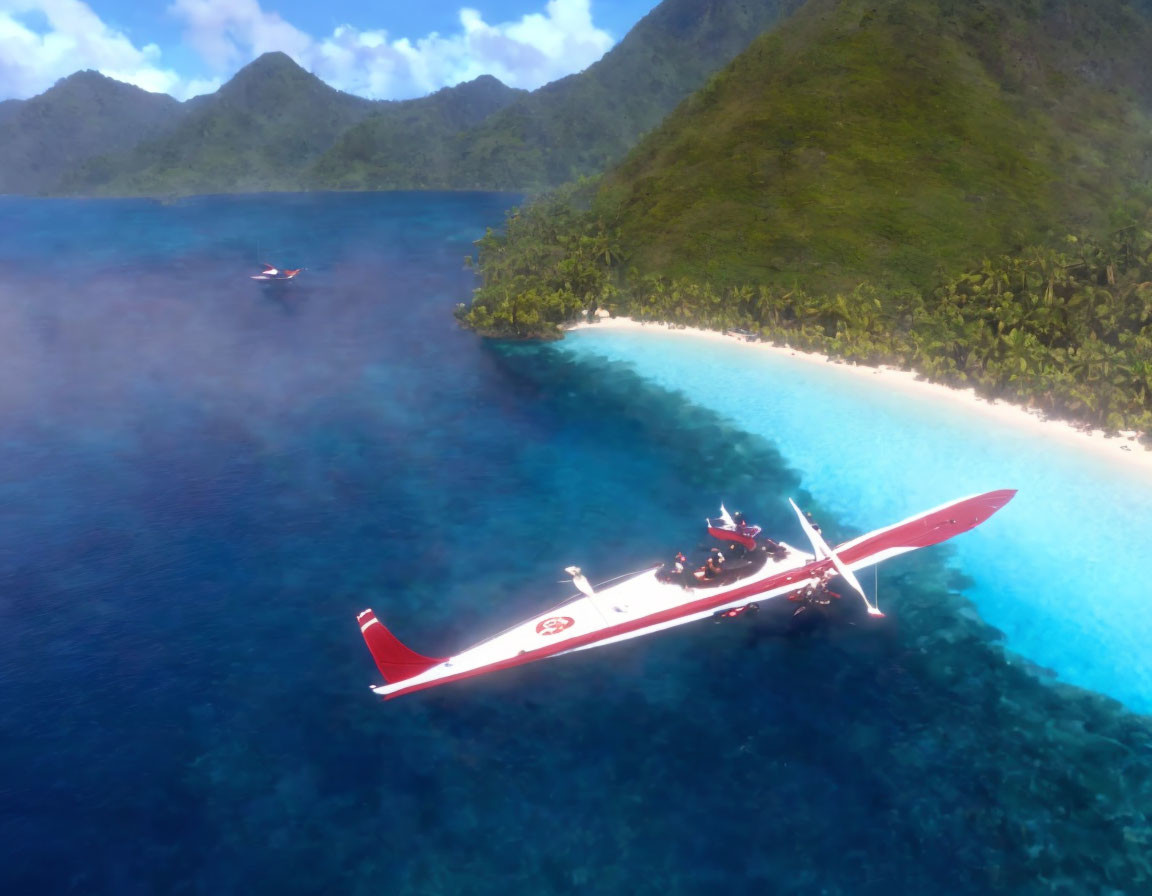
[
  {"left": 594, "top": 0, "right": 1152, "bottom": 292},
  {"left": 0, "top": 72, "right": 186, "bottom": 195},
  {"left": 306, "top": 75, "right": 525, "bottom": 190}
]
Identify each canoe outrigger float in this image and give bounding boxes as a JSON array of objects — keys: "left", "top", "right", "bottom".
[{"left": 357, "top": 489, "right": 1015, "bottom": 699}]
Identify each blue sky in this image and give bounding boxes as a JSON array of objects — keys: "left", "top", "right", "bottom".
[{"left": 0, "top": 0, "right": 660, "bottom": 101}]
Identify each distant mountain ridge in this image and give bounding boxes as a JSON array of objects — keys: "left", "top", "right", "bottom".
[
  {"left": 0, "top": 71, "right": 185, "bottom": 195},
  {"left": 57, "top": 53, "right": 380, "bottom": 196},
  {"left": 0, "top": 0, "right": 801, "bottom": 196},
  {"left": 60, "top": 57, "right": 530, "bottom": 196},
  {"left": 310, "top": 0, "right": 804, "bottom": 190},
  {"left": 305, "top": 74, "right": 529, "bottom": 190}
]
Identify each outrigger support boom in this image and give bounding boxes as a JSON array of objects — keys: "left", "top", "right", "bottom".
[{"left": 788, "top": 499, "right": 883, "bottom": 616}]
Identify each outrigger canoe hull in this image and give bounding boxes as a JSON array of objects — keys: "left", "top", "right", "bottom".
[{"left": 358, "top": 489, "right": 1015, "bottom": 699}]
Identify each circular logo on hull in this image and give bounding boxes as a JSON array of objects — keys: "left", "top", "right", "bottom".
[{"left": 536, "top": 616, "right": 575, "bottom": 636}]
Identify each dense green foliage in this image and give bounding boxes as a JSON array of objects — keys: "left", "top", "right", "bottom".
[
  {"left": 312, "top": 0, "right": 802, "bottom": 191},
  {"left": 460, "top": 183, "right": 620, "bottom": 335},
  {"left": 0, "top": 72, "right": 184, "bottom": 195},
  {"left": 463, "top": 196, "right": 1152, "bottom": 435}
]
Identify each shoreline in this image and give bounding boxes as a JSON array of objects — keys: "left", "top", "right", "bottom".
[{"left": 567, "top": 317, "right": 1152, "bottom": 480}]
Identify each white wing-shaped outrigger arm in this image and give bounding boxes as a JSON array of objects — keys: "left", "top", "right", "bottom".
[
  {"left": 791, "top": 499, "right": 827, "bottom": 560},
  {"left": 565, "top": 565, "right": 623, "bottom": 618},
  {"left": 788, "top": 499, "right": 883, "bottom": 616},
  {"left": 564, "top": 565, "right": 595, "bottom": 598}
]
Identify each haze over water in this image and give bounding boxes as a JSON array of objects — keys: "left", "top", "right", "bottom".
[{"left": 0, "top": 194, "right": 1149, "bottom": 895}]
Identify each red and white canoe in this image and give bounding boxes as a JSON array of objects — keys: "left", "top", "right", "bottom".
[
  {"left": 357, "top": 489, "right": 1015, "bottom": 699},
  {"left": 250, "top": 263, "right": 303, "bottom": 281}
]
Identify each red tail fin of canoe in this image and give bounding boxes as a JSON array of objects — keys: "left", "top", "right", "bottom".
[{"left": 357, "top": 609, "right": 444, "bottom": 683}]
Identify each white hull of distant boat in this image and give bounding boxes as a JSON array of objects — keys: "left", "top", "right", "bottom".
[
  {"left": 357, "top": 489, "right": 1015, "bottom": 699},
  {"left": 250, "top": 263, "right": 302, "bottom": 281}
]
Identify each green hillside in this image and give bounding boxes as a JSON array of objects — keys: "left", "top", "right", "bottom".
[
  {"left": 310, "top": 0, "right": 804, "bottom": 191},
  {"left": 0, "top": 72, "right": 185, "bottom": 195},
  {"left": 462, "top": 0, "right": 1152, "bottom": 434},
  {"left": 306, "top": 75, "right": 525, "bottom": 190},
  {"left": 56, "top": 53, "right": 378, "bottom": 196},
  {"left": 597, "top": 0, "right": 1152, "bottom": 292}
]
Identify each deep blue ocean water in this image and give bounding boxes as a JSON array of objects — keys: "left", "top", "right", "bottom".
[{"left": 1, "top": 193, "right": 1150, "bottom": 895}]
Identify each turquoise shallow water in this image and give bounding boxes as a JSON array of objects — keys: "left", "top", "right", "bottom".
[{"left": 558, "top": 327, "right": 1152, "bottom": 712}]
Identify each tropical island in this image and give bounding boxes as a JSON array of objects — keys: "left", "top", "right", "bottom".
[{"left": 459, "top": 0, "right": 1152, "bottom": 440}]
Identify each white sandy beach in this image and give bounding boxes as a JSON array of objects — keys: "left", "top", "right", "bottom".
[{"left": 568, "top": 316, "right": 1152, "bottom": 480}]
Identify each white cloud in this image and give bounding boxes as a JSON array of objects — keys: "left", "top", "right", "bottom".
[
  {"left": 179, "top": 75, "right": 222, "bottom": 99},
  {"left": 169, "top": 0, "right": 615, "bottom": 99},
  {"left": 0, "top": 0, "right": 616, "bottom": 102},
  {"left": 0, "top": 0, "right": 206, "bottom": 99},
  {"left": 167, "top": 0, "right": 311, "bottom": 72}
]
